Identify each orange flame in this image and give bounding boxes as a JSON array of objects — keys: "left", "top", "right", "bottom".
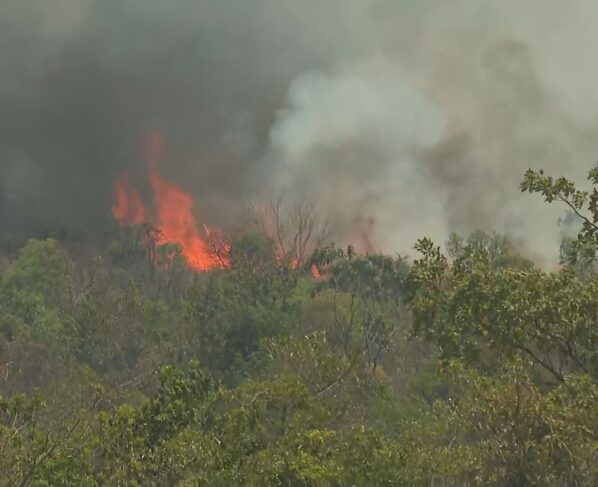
[
  {"left": 112, "top": 173, "right": 145, "bottom": 225},
  {"left": 310, "top": 264, "right": 322, "bottom": 279},
  {"left": 112, "top": 133, "right": 229, "bottom": 271}
]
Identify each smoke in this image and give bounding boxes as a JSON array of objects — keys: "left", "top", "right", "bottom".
[
  {"left": 1, "top": 1, "right": 597, "bottom": 260},
  {"left": 268, "top": 59, "right": 446, "bottom": 251}
]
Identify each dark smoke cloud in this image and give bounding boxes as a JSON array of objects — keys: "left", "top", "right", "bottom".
[
  {"left": 1, "top": 1, "right": 597, "bottom": 261},
  {"left": 0, "top": 0, "right": 359, "bottom": 232}
]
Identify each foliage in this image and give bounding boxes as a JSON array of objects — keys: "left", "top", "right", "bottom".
[
  {"left": 310, "top": 247, "right": 410, "bottom": 370},
  {"left": 409, "top": 238, "right": 598, "bottom": 382},
  {"left": 522, "top": 164, "right": 598, "bottom": 266},
  {"left": 0, "top": 166, "right": 596, "bottom": 484}
]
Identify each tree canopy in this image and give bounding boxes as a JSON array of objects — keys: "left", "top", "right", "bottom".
[{"left": 0, "top": 165, "right": 597, "bottom": 485}]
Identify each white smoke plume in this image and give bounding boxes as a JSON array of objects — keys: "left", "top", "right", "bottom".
[
  {"left": 268, "top": 59, "right": 447, "bottom": 252},
  {"left": 265, "top": 1, "right": 598, "bottom": 261}
]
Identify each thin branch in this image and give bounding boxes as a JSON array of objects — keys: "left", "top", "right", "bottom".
[
  {"left": 316, "top": 355, "right": 359, "bottom": 397},
  {"left": 516, "top": 344, "right": 565, "bottom": 384},
  {"left": 17, "top": 396, "right": 102, "bottom": 487},
  {"left": 558, "top": 196, "right": 598, "bottom": 232}
]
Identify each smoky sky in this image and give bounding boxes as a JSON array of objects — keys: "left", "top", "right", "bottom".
[{"left": 1, "top": 1, "right": 597, "bottom": 261}]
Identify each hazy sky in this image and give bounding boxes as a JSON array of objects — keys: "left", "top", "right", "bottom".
[{"left": 1, "top": 1, "right": 597, "bottom": 260}]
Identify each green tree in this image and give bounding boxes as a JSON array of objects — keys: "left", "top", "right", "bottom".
[
  {"left": 310, "top": 247, "right": 410, "bottom": 371},
  {"left": 522, "top": 164, "right": 598, "bottom": 265}
]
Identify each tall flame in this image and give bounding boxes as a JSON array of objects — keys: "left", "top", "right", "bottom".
[{"left": 112, "top": 133, "right": 229, "bottom": 271}]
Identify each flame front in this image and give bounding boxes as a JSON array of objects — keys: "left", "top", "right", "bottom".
[{"left": 112, "top": 133, "right": 229, "bottom": 271}]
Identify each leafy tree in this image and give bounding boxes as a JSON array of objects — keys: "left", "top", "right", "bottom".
[
  {"left": 522, "top": 164, "right": 598, "bottom": 265},
  {"left": 446, "top": 230, "right": 534, "bottom": 271},
  {"left": 1, "top": 239, "right": 73, "bottom": 345},
  {"left": 1, "top": 239, "right": 73, "bottom": 305},
  {"left": 310, "top": 247, "right": 410, "bottom": 371},
  {"left": 409, "top": 237, "right": 598, "bottom": 383}
]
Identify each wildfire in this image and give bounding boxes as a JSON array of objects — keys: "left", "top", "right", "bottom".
[
  {"left": 112, "top": 173, "right": 145, "bottom": 225},
  {"left": 112, "top": 133, "right": 229, "bottom": 271},
  {"left": 251, "top": 202, "right": 323, "bottom": 278}
]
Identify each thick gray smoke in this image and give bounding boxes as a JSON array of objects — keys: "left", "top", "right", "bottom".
[{"left": 1, "top": 1, "right": 597, "bottom": 260}]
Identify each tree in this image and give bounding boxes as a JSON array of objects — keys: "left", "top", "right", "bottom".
[
  {"left": 400, "top": 163, "right": 598, "bottom": 483},
  {"left": 408, "top": 236, "right": 598, "bottom": 383},
  {"left": 252, "top": 198, "right": 331, "bottom": 267},
  {"left": 309, "top": 247, "right": 411, "bottom": 373},
  {"left": 521, "top": 164, "right": 598, "bottom": 265}
]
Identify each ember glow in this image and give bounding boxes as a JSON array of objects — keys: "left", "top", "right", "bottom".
[{"left": 112, "top": 133, "right": 229, "bottom": 271}]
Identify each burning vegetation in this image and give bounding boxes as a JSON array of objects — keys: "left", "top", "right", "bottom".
[
  {"left": 112, "top": 133, "right": 230, "bottom": 271},
  {"left": 112, "top": 133, "right": 334, "bottom": 276}
]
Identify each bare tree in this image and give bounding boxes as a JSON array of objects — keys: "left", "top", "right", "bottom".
[
  {"left": 203, "top": 225, "right": 230, "bottom": 268},
  {"left": 251, "top": 196, "right": 331, "bottom": 267}
]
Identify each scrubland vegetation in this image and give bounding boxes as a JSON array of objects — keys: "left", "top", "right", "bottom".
[{"left": 0, "top": 167, "right": 596, "bottom": 486}]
